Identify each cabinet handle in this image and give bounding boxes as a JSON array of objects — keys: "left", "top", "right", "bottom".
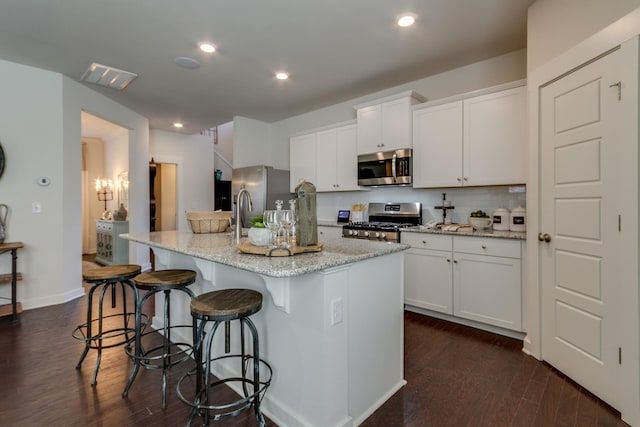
[
  {"left": 422, "top": 240, "right": 427, "bottom": 245},
  {"left": 457, "top": 177, "right": 462, "bottom": 182},
  {"left": 453, "top": 259, "right": 458, "bottom": 263},
  {"left": 481, "top": 245, "right": 487, "bottom": 249},
  {"left": 446, "top": 258, "right": 451, "bottom": 263},
  {"left": 463, "top": 177, "right": 468, "bottom": 182}
]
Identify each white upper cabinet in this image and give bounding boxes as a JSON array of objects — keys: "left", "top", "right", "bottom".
[
  {"left": 290, "top": 122, "right": 359, "bottom": 193},
  {"left": 413, "top": 101, "right": 463, "bottom": 188},
  {"left": 463, "top": 87, "right": 526, "bottom": 186},
  {"left": 413, "top": 83, "right": 526, "bottom": 188},
  {"left": 355, "top": 91, "right": 426, "bottom": 155},
  {"left": 290, "top": 133, "right": 317, "bottom": 192},
  {"left": 316, "top": 124, "right": 359, "bottom": 192}
]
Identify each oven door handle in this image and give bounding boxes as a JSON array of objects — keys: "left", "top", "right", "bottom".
[{"left": 391, "top": 153, "right": 397, "bottom": 182}]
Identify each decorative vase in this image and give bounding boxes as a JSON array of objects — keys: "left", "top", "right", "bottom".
[
  {"left": 115, "top": 203, "right": 128, "bottom": 221},
  {"left": 0, "top": 204, "right": 7, "bottom": 244}
]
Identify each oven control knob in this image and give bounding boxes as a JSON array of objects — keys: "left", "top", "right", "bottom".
[
  {"left": 363, "top": 231, "right": 369, "bottom": 237},
  {"left": 380, "top": 232, "right": 386, "bottom": 239},
  {"left": 349, "top": 230, "right": 356, "bottom": 236},
  {"left": 374, "top": 232, "right": 381, "bottom": 238}
]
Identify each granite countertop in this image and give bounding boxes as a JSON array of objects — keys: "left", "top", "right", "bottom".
[
  {"left": 403, "top": 226, "right": 526, "bottom": 240},
  {"left": 122, "top": 230, "right": 408, "bottom": 278}
]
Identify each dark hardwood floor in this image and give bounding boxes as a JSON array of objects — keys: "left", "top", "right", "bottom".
[{"left": 0, "top": 279, "right": 628, "bottom": 426}]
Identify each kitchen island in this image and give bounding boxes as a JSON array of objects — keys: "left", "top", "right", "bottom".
[{"left": 122, "top": 230, "right": 408, "bottom": 427}]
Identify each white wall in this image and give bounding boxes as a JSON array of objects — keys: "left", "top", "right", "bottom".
[
  {"left": 527, "top": 0, "right": 640, "bottom": 71},
  {"left": 103, "top": 126, "right": 129, "bottom": 213},
  {"left": 149, "top": 129, "right": 214, "bottom": 231},
  {"left": 233, "top": 116, "right": 282, "bottom": 168},
  {"left": 0, "top": 58, "right": 150, "bottom": 310}
]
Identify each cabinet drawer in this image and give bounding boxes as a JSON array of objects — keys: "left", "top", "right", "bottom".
[
  {"left": 401, "top": 232, "right": 452, "bottom": 251},
  {"left": 454, "top": 236, "right": 520, "bottom": 258},
  {"left": 98, "top": 223, "right": 113, "bottom": 231}
]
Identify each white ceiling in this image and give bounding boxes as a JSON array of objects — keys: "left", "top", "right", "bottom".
[{"left": 0, "top": 0, "right": 534, "bottom": 135}]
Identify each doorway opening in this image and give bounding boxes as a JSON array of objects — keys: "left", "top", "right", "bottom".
[{"left": 81, "top": 111, "right": 129, "bottom": 268}]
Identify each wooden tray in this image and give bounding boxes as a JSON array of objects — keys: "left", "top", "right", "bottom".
[{"left": 237, "top": 241, "right": 323, "bottom": 257}]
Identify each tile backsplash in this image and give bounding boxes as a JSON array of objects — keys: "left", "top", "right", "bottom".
[{"left": 317, "top": 185, "right": 526, "bottom": 224}]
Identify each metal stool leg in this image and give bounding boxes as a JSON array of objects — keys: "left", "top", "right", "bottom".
[
  {"left": 123, "top": 288, "right": 152, "bottom": 398},
  {"left": 75, "top": 282, "right": 98, "bottom": 370}
]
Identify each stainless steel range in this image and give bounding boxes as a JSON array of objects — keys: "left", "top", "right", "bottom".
[{"left": 342, "top": 202, "right": 422, "bottom": 243}]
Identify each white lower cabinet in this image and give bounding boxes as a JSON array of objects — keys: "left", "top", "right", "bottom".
[
  {"left": 318, "top": 225, "right": 343, "bottom": 240},
  {"left": 403, "top": 232, "right": 522, "bottom": 332},
  {"left": 404, "top": 233, "right": 453, "bottom": 314}
]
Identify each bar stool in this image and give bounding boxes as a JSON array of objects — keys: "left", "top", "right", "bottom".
[
  {"left": 122, "top": 269, "right": 197, "bottom": 408},
  {"left": 73, "top": 264, "right": 142, "bottom": 385},
  {"left": 177, "top": 288, "right": 272, "bottom": 426}
]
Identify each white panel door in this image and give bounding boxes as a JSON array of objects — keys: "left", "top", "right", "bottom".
[{"left": 539, "top": 46, "right": 632, "bottom": 410}]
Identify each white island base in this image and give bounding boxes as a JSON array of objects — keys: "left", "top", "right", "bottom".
[{"left": 151, "top": 247, "right": 405, "bottom": 427}]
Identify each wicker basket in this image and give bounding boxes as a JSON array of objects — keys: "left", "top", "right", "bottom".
[{"left": 186, "top": 211, "right": 232, "bottom": 233}]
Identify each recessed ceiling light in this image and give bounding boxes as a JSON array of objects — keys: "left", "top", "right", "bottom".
[
  {"left": 397, "top": 14, "right": 416, "bottom": 28},
  {"left": 173, "top": 122, "right": 184, "bottom": 128},
  {"left": 199, "top": 43, "right": 216, "bottom": 53},
  {"left": 275, "top": 72, "right": 289, "bottom": 80}
]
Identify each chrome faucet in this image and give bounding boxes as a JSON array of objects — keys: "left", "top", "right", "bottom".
[{"left": 235, "top": 185, "right": 253, "bottom": 243}]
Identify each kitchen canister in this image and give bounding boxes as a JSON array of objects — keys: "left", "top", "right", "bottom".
[
  {"left": 510, "top": 206, "right": 526, "bottom": 232},
  {"left": 492, "top": 208, "right": 510, "bottom": 231}
]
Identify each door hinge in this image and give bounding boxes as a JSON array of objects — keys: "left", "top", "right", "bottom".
[{"left": 619, "top": 347, "right": 622, "bottom": 365}]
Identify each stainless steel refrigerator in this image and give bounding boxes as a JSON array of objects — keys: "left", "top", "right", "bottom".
[{"left": 231, "top": 166, "right": 291, "bottom": 228}]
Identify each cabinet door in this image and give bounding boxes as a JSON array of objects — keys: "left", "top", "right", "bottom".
[
  {"left": 463, "top": 86, "right": 526, "bottom": 186},
  {"left": 405, "top": 248, "right": 453, "bottom": 314},
  {"left": 412, "top": 101, "right": 463, "bottom": 188},
  {"left": 453, "top": 252, "right": 521, "bottom": 331},
  {"left": 316, "top": 128, "right": 338, "bottom": 191},
  {"left": 318, "top": 226, "right": 342, "bottom": 240},
  {"left": 381, "top": 98, "right": 412, "bottom": 152},
  {"left": 334, "top": 124, "right": 358, "bottom": 190},
  {"left": 290, "top": 133, "right": 317, "bottom": 192},
  {"left": 356, "top": 104, "right": 382, "bottom": 154}
]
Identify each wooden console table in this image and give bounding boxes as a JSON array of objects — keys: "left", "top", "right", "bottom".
[{"left": 0, "top": 242, "right": 24, "bottom": 322}]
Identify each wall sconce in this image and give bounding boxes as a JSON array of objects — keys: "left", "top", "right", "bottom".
[{"left": 96, "top": 178, "right": 114, "bottom": 212}]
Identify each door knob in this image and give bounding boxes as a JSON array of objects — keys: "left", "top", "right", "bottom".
[{"left": 538, "top": 232, "right": 551, "bottom": 242}]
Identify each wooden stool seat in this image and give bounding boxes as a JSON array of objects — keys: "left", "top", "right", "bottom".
[
  {"left": 82, "top": 264, "right": 141, "bottom": 282},
  {"left": 133, "top": 269, "right": 197, "bottom": 289},
  {"left": 191, "top": 289, "right": 262, "bottom": 321}
]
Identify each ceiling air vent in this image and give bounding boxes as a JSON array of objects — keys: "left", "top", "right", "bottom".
[{"left": 80, "top": 62, "right": 138, "bottom": 90}]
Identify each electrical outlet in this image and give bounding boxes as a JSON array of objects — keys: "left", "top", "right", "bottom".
[
  {"left": 32, "top": 202, "right": 41, "bottom": 214},
  {"left": 330, "top": 298, "right": 343, "bottom": 325}
]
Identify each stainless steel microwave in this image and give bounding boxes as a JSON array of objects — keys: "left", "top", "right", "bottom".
[{"left": 357, "top": 149, "right": 412, "bottom": 186}]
